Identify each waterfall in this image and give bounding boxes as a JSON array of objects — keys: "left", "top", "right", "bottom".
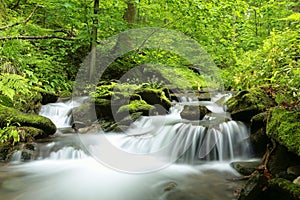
[
  {"left": 39, "top": 97, "right": 87, "bottom": 128},
  {"left": 100, "top": 109, "right": 250, "bottom": 164},
  {"left": 36, "top": 93, "right": 251, "bottom": 163}
]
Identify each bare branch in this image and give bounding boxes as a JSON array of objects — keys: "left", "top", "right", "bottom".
[
  {"left": 0, "top": 35, "right": 76, "bottom": 40},
  {"left": 0, "top": 6, "right": 38, "bottom": 30}
]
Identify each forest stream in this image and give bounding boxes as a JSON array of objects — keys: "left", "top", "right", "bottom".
[{"left": 0, "top": 94, "right": 255, "bottom": 200}]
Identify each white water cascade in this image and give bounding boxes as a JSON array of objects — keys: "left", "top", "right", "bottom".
[
  {"left": 0, "top": 94, "right": 253, "bottom": 200},
  {"left": 39, "top": 97, "right": 87, "bottom": 128}
]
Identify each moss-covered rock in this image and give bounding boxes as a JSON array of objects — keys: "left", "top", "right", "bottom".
[
  {"left": 136, "top": 86, "right": 172, "bottom": 113},
  {"left": 227, "top": 88, "right": 275, "bottom": 122},
  {"left": 91, "top": 83, "right": 172, "bottom": 123},
  {"left": 117, "top": 100, "right": 154, "bottom": 120},
  {"left": 266, "top": 178, "right": 300, "bottom": 200},
  {"left": 0, "top": 105, "right": 56, "bottom": 135},
  {"left": 180, "top": 105, "right": 209, "bottom": 120},
  {"left": 266, "top": 107, "right": 300, "bottom": 156}
]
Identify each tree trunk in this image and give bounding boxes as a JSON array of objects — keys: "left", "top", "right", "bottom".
[
  {"left": 123, "top": 1, "right": 136, "bottom": 26},
  {"left": 90, "top": 0, "right": 100, "bottom": 81}
]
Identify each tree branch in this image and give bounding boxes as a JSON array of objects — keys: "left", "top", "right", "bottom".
[
  {"left": 0, "top": 35, "right": 76, "bottom": 40},
  {"left": 0, "top": 6, "right": 38, "bottom": 30}
]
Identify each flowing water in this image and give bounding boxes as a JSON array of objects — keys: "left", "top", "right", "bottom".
[{"left": 0, "top": 94, "right": 251, "bottom": 200}]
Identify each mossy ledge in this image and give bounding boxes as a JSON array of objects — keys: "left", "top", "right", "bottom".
[
  {"left": 0, "top": 105, "right": 56, "bottom": 136},
  {"left": 226, "top": 87, "right": 275, "bottom": 122},
  {"left": 266, "top": 107, "right": 300, "bottom": 156}
]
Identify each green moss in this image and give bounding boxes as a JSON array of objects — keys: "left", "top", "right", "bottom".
[
  {"left": 136, "top": 86, "right": 172, "bottom": 110},
  {"left": 118, "top": 100, "right": 153, "bottom": 114},
  {"left": 227, "top": 88, "right": 274, "bottom": 112},
  {"left": 267, "top": 107, "right": 300, "bottom": 156},
  {"left": 0, "top": 105, "right": 56, "bottom": 135},
  {"left": 269, "top": 178, "right": 300, "bottom": 200}
]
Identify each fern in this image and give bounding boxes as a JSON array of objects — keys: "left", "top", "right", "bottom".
[{"left": 0, "top": 73, "right": 33, "bottom": 106}]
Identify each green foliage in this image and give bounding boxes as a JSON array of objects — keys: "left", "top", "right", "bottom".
[
  {"left": 0, "top": 118, "right": 20, "bottom": 145},
  {"left": 0, "top": 73, "right": 40, "bottom": 111},
  {"left": 223, "top": 28, "right": 300, "bottom": 105}
]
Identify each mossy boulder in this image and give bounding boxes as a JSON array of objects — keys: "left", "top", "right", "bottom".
[
  {"left": 266, "top": 107, "right": 300, "bottom": 156},
  {"left": 136, "top": 86, "right": 172, "bottom": 113},
  {"left": 227, "top": 88, "right": 274, "bottom": 122},
  {"left": 266, "top": 178, "right": 300, "bottom": 200},
  {"left": 0, "top": 105, "right": 56, "bottom": 135},
  {"left": 180, "top": 105, "right": 209, "bottom": 120},
  {"left": 91, "top": 83, "right": 172, "bottom": 124},
  {"left": 116, "top": 100, "right": 154, "bottom": 122}
]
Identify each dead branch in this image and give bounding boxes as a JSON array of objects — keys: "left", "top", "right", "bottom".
[
  {"left": 0, "top": 6, "right": 38, "bottom": 30},
  {"left": 0, "top": 35, "right": 76, "bottom": 40},
  {"left": 227, "top": 140, "right": 277, "bottom": 182}
]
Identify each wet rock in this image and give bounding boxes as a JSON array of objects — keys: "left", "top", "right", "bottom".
[
  {"left": 267, "top": 107, "right": 300, "bottom": 156},
  {"left": 250, "top": 112, "right": 267, "bottom": 133},
  {"left": 226, "top": 88, "right": 274, "bottom": 122},
  {"left": 41, "top": 91, "right": 59, "bottom": 105},
  {"left": 0, "top": 144, "right": 10, "bottom": 160},
  {"left": 250, "top": 128, "right": 269, "bottom": 157},
  {"left": 238, "top": 174, "right": 268, "bottom": 200},
  {"left": 180, "top": 105, "right": 209, "bottom": 120},
  {"left": 268, "top": 145, "right": 300, "bottom": 175},
  {"left": 230, "top": 161, "right": 262, "bottom": 176},
  {"left": 78, "top": 124, "right": 100, "bottom": 133}
]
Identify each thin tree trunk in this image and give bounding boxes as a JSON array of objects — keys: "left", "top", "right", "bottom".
[{"left": 90, "top": 0, "right": 100, "bottom": 81}]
